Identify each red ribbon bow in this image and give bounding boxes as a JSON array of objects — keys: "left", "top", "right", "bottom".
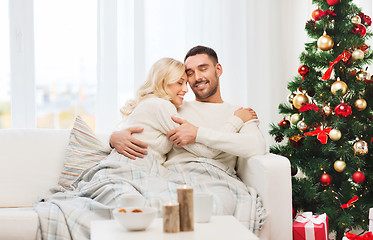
[
  {"left": 346, "top": 232, "right": 373, "bottom": 240},
  {"left": 304, "top": 127, "right": 332, "bottom": 144},
  {"left": 341, "top": 196, "right": 358, "bottom": 209},
  {"left": 316, "top": 10, "right": 337, "bottom": 21},
  {"left": 299, "top": 103, "right": 320, "bottom": 112},
  {"left": 322, "top": 54, "right": 343, "bottom": 80}
]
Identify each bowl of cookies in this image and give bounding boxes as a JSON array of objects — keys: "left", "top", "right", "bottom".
[{"left": 112, "top": 207, "right": 158, "bottom": 231}]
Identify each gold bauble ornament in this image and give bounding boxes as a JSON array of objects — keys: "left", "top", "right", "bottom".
[
  {"left": 290, "top": 113, "right": 302, "bottom": 125},
  {"left": 356, "top": 69, "right": 371, "bottom": 81},
  {"left": 292, "top": 94, "right": 309, "bottom": 109},
  {"left": 317, "top": 33, "right": 334, "bottom": 51},
  {"left": 329, "top": 129, "right": 342, "bottom": 141},
  {"left": 353, "top": 139, "right": 368, "bottom": 155},
  {"left": 355, "top": 98, "right": 367, "bottom": 111},
  {"left": 351, "top": 15, "right": 361, "bottom": 25},
  {"left": 334, "top": 159, "right": 346, "bottom": 172},
  {"left": 352, "top": 49, "right": 364, "bottom": 60},
  {"left": 331, "top": 80, "right": 348, "bottom": 96}
]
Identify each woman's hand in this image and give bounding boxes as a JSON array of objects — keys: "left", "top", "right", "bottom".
[{"left": 234, "top": 107, "right": 258, "bottom": 123}]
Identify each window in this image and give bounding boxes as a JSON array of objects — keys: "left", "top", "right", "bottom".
[
  {"left": 34, "top": 0, "right": 97, "bottom": 129},
  {"left": 0, "top": 0, "right": 11, "bottom": 128}
]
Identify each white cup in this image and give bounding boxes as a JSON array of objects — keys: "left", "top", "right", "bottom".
[
  {"left": 194, "top": 193, "right": 213, "bottom": 223},
  {"left": 117, "top": 194, "right": 146, "bottom": 208}
]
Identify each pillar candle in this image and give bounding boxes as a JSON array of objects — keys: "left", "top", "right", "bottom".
[
  {"left": 162, "top": 202, "right": 180, "bottom": 233},
  {"left": 177, "top": 185, "right": 194, "bottom": 231}
]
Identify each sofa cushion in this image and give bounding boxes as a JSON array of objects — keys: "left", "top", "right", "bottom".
[
  {"left": 0, "top": 129, "right": 70, "bottom": 207},
  {"left": 0, "top": 207, "right": 38, "bottom": 240},
  {"left": 58, "top": 116, "right": 111, "bottom": 190}
]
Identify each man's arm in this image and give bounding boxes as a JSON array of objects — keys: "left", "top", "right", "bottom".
[
  {"left": 167, "top": 108, "right": 266, "bottom": 158},
  {"left": 109, "top": 127, "right": 148, "bottom": 160}
]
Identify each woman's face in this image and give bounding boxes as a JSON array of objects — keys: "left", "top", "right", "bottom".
[{"left": 168, "top": 72, "right": 188, "bottom": 107}]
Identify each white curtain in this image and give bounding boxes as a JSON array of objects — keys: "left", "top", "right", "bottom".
[{"left": 96, "top": 0, "right": 318, "bottom": 148}]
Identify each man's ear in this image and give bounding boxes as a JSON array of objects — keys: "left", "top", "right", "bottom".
[{"left": 216, "top": 63, "right": 223, "bottom": 78}]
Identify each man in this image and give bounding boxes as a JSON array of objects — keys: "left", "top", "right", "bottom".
[{"left": 110, "top": 45, "right": 266, "bottom": 173}]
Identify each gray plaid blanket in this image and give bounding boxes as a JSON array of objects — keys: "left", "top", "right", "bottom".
[{"left": 35, "top": 150, "right": 266, "bottom": 240}]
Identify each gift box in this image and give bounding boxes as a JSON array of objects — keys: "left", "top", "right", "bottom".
[
  {"left": 293, "top": 212, "right": 329, "bottom": 240},
  {"left": 369, "top": 208, "right": 373, "bottom": 232}
]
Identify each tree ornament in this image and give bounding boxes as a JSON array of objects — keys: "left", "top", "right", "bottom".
[
  {"left": 335, "top": 103, "right": 352, "bottom": 117},
  {"left": 292, "top": 94, "right": 309, "bottom": 109},
  {"left": 298, "top": 65, "right": 310, "bottom": 77},
  {"left": 331, "top": 79, "right": 348, "bottom": 96},
  {"left": 326, "top": 0, "right": 339, "bottom": 6},
  {"left": 341, "top": 50, "right": 352, "bottom": 64},
  {"left": 359, "top": 12, "right": 372, "bottom": 26},
  {"left": 353, "top": 139, "right": 368, "bottom": 155},
  {"left": 323, "top": 105, "right": 331, "bottom": 115},
  {"left": 297, "top": 120, "right": 307, "bottom": 130},
  {"left": 317, "top": 33, "right": 334, "bottom": 51},
  {"left": 352, "top": 49, "right": 364, "bottom": 60},
  {"left": 312, "top": 9, "right": 323, "bottom": 21},
  {"left": 290, "top": 113, "right": 302, "bottom": 125},
  {"left": 352, "top": 170, "right": 365, "bottom": 184},
  {"left": 354, "top": 98, "right": 367, "bottom": 111},
  {"left": 334, "top": 159, "right": 346, "bottom": 172},
  {"left": 279, "top": 118, "right": 291, "bottom": 129},
  {"left": 304, "top": 127, "right": 332, "bottom": 144},
  {"left": 329, "top": 129, "right": 342, "bottom": 141},
  {"left": 275, "top": 134, "right": 284, "bottom": 143},
  {"left": 351, "top": 24, "right": 367, "bottom": 37},
  {"left": 356, "top": 69, "right": 371, "bottom": 81},
  {"left": 358, "top": 44, "right": 369, "bottom": 53},
  {"left": 289, "top": 134, "right": 304, "bottom": 148},
  {"left": 320, "top": 173, "right": 332, "bottom": 186},
  {"left": 351, "top": 15, "right": 362, "bottom": 25}
]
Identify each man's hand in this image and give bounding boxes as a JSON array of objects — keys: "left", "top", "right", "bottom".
[
  {"left": 234, "top": 107, "right": 258, "bottom": 123},
  {"left": 167, "top": 116, "right": 198, "bottom": 147},
  {"left": 109, "top": 127, "right": 148, "bottom": 160}
]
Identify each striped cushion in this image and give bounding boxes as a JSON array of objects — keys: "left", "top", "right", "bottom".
[{"left": 58, "top": 116, "right": 111, "bottom": 190}]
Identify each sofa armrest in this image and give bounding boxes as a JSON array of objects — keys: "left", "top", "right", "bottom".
[{"left": 236, "top": 153, "right": 292, "bottom": 240}]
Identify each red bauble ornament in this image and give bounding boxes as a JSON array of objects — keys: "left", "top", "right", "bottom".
[
  {"left": 335, "top": 103, "right": 352, "bottom": 117},
  {"left": 298, "top": 65, "right": 310, "bottom": 77},
  {"left": 320, "top": 173, "right": 332, "bottom": 186},
  {"left": 327, "top": 0, "right": 339, "bottom": 6},
  {"left": 312, "top": 9, "right": 323, "bottom": 21},
  {"left": 352, "top": 170, "right": 365, "bottom": 184},
  {"left": 292, "top": 207, "right": 297, "bottom": 218},
  {"left": 351, "top": 24, "right": 367, "bottom": 38},
  {"left": 279, "top": 119, "right": 291, "bottom": 129}
]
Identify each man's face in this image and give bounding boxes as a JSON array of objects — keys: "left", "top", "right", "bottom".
[{"left": 184, "top": 54, "right": 222, "bottom": 101}]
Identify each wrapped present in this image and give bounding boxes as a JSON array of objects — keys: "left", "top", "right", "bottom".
[
  {"left": 293, "top": 212, "right": 329, "bottom": 240},
  {"left": 369, "top": 208, "right": 373, "bottom": 232}
]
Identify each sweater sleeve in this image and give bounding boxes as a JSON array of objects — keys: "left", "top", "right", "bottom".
[
  {"left": 153, "top": 99, "right": 240, "bottom": 159},
  {"left": 196, "top": 119, "right": 266, "bottom": 158}
]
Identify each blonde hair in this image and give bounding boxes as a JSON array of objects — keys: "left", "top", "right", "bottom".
[{"left": 121, "top": 58, "right": 185, "bottom": 116}]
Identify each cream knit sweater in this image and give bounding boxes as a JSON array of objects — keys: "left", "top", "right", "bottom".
[{"left": 118, "top": 97, "right": 266, "bottom": 172}]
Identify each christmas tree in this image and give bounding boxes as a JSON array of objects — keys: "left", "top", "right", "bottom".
[{"left": 269, "top": 0, "right": 373, "bottom": 238}]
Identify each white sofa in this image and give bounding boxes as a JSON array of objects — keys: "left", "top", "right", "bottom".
[{"left": 0, "top": 128, "right": 292, "bottom": 240}]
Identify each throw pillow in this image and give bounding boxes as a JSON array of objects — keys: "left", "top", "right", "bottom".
[{"left": 58, "top": 116, "right": 111, "bottom": 190}]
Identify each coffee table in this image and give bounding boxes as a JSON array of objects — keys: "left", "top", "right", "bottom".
[{"left": 91, "top": 215, "right": 259, "bottom": 240}]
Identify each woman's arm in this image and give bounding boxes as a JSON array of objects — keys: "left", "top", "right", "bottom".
[{"left": 155, "top": 99, "right": 242, "bottom": 159}]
